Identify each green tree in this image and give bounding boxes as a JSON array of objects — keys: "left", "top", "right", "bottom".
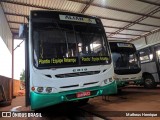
[{"left": 20, "top": 69, "right": 25, "bottom": 81}]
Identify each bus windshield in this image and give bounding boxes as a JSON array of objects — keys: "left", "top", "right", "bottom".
[
  {"left": 110, "top": 42, "right": 141, "bottom": 74},
  {"left": 33, "top": 21, "right": 110, "bottom": 68},
  {"left": 112, "top": 52, "right": 139, "bottom": 70}
]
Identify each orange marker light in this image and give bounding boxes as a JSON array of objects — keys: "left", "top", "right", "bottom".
[{"left": 31, "top": 87, "right": 35, "bottom": 91}]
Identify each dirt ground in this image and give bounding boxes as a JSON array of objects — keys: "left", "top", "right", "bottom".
[
  {"left": 0, "top": 85, "right": 160, "bottom": 120},
  {"left": 81, "top": 86, "right": 160, "bottom": 120}
]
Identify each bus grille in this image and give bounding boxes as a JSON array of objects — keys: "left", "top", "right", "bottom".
[
  {"left": 66, "top": 90, "right": 98, "bottom": 100},
  {"left": 55, "top": 71, "right": 100, "bottom": 78}
]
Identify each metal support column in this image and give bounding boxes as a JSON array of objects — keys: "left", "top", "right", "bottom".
[{"left": 12, "top": 35, "right": 14, "bottom": 99}]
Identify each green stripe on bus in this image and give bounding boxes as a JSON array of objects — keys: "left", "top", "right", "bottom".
[{"left": 30, "top": 81, "right": 117, "bottom": 110}]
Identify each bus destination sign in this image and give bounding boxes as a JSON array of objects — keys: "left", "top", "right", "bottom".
[
  {"left": 80, "top": 56, "right": 109, "bottom": 64},
  {"left": 117, "top": 43, "right": 133, "bottom": 48},
  {"left": 59, "top": 15, "right": 96, "bottom": 24},
  {"left": 38, "top": 56, "right": 109, "bottom": 67}
]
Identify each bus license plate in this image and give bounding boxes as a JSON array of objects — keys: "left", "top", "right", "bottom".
[{"left": 76, "top": 91, "right": 91, "bottom": 98}]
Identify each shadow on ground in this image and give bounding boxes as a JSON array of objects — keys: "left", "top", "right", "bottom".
[{"left": 34, "top": 102, "right": 96, "bottom": 120}]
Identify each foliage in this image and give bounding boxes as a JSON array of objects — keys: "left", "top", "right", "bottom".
[{"left": 20, "top": 69, "right": 25, "bottom": 81}]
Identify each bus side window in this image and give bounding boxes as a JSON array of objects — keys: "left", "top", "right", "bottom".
[{"left": 139, "top": 48, "right": 153, "bottom": 63}]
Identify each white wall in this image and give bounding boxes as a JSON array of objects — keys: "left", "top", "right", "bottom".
[
  {"left": 131, "top": 30, "right": 160, "bottom": 49},
  {"left": 0, "top": 4, "right": 12, "bottom": 78},
  {"left": 0, "top": 4, "right": 12, "bottom": 52},
  {"left": 0, "top": 37, "right": 12, "bottom": 78}
]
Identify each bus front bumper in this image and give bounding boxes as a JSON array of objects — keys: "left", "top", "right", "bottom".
[
  {"left": 116, "top": 79, "right": 143, "bottom": 88},
  {"left": 30, "top": 81, "right": 117, "bottom": 110}
]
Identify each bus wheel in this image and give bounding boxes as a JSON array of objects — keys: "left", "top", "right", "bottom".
[
  {"left": 144, "top": 75, "right": 157, "bottom": 89},
  {"left": 78, "top": 98, "right": 89, "bottom": 105}
]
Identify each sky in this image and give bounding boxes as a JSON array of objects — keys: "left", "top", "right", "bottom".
[
  {"left": 0, "top": 37, "right": 25, "bottom": 80},
  {"left": 0, "top": 36, "right": 12, "bottom": 78},
  {"left": 14, "top": 39, "right": 25, "bottom": 80}
]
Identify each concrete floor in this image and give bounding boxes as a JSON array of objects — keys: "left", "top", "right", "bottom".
[{"left": 0, "top": 86, "right": 160, "bottom": 120}]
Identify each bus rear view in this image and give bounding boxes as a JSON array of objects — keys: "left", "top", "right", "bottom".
[
  {"left": 24, "top": 11, "right": 117, "bottom": 110},
  {"left": 109, "top": 42, "right": 142, "bottom": 88}
]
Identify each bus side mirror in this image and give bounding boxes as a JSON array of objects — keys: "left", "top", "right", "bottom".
[{"left": 19, "top": 24, "right": 27, "bottom": 39}]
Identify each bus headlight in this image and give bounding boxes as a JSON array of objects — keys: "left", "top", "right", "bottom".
[
  {"left": 37, "top": 87, "right": 43, "bottom": 93},
  {"left": 46, "top": 87, "right": 52, "bottom": 93}
]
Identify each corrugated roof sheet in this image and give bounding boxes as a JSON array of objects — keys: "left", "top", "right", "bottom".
[
  {"left": 120, "top": 30, "right": 147, "bottom": 35},
  {"left": 86, "top": 6, "right": 141, "bottom": 21},
  {"left": 11, "top": 29, "right": 19, "bottom": 33},
  {"left": 9, "top": 23, "right": 20, "bottom": 28},
  {"left": 113, "top": 34, "right": 135, "bottom": 39},
  {"left": 153, "top": 11, "right": 160, "bottom": 17},
  {"left": 2, "top": 2, "right": 44, "bottom": 16},
  {"left": 140, "top": 17, "right": 160, "bottom": 26},
  {"left": 6, "top": 0, "right": 86, "bottom": 13},
  {"left": 0, "top": 0, "right": 160, "bottom": 41},
  {"left": 104, "top": 27, "right": 118, "bottom": 33},
  {"left": 101, "top": 19, "right": 128, "bottom": 27},
  {"left": 129, "top": 24, "right": 158, "bottom": 31},
  {"left": 93, "top": 0, "right": 158, "bottom": 14},
  {"left": 6, "top": 15, "right": 28, "bottom": 23},
  {"left": 107, "top": 37, "right": 129, "bottom": 41}
]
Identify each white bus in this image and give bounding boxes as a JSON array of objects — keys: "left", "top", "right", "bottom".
[
  {"left": 137, "top": 42, "right": 160, "bottom": 88},
  {"left": 20, "top": 11, "right": 117, "bottom": 110},
  {"left": 109, "top": 42, "right": 142, "bottom": 88}
]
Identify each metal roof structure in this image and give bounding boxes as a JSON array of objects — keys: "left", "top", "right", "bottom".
[{"left": 0, "top": 0, "right": 160, "bottom": 42}]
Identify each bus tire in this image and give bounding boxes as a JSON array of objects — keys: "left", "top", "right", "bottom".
[
  {"left": 144, "top": 75, "right": 157, "bottom": 89},
  {"left": 78, "top": 98, "right": 89, "bottom": 105}
]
